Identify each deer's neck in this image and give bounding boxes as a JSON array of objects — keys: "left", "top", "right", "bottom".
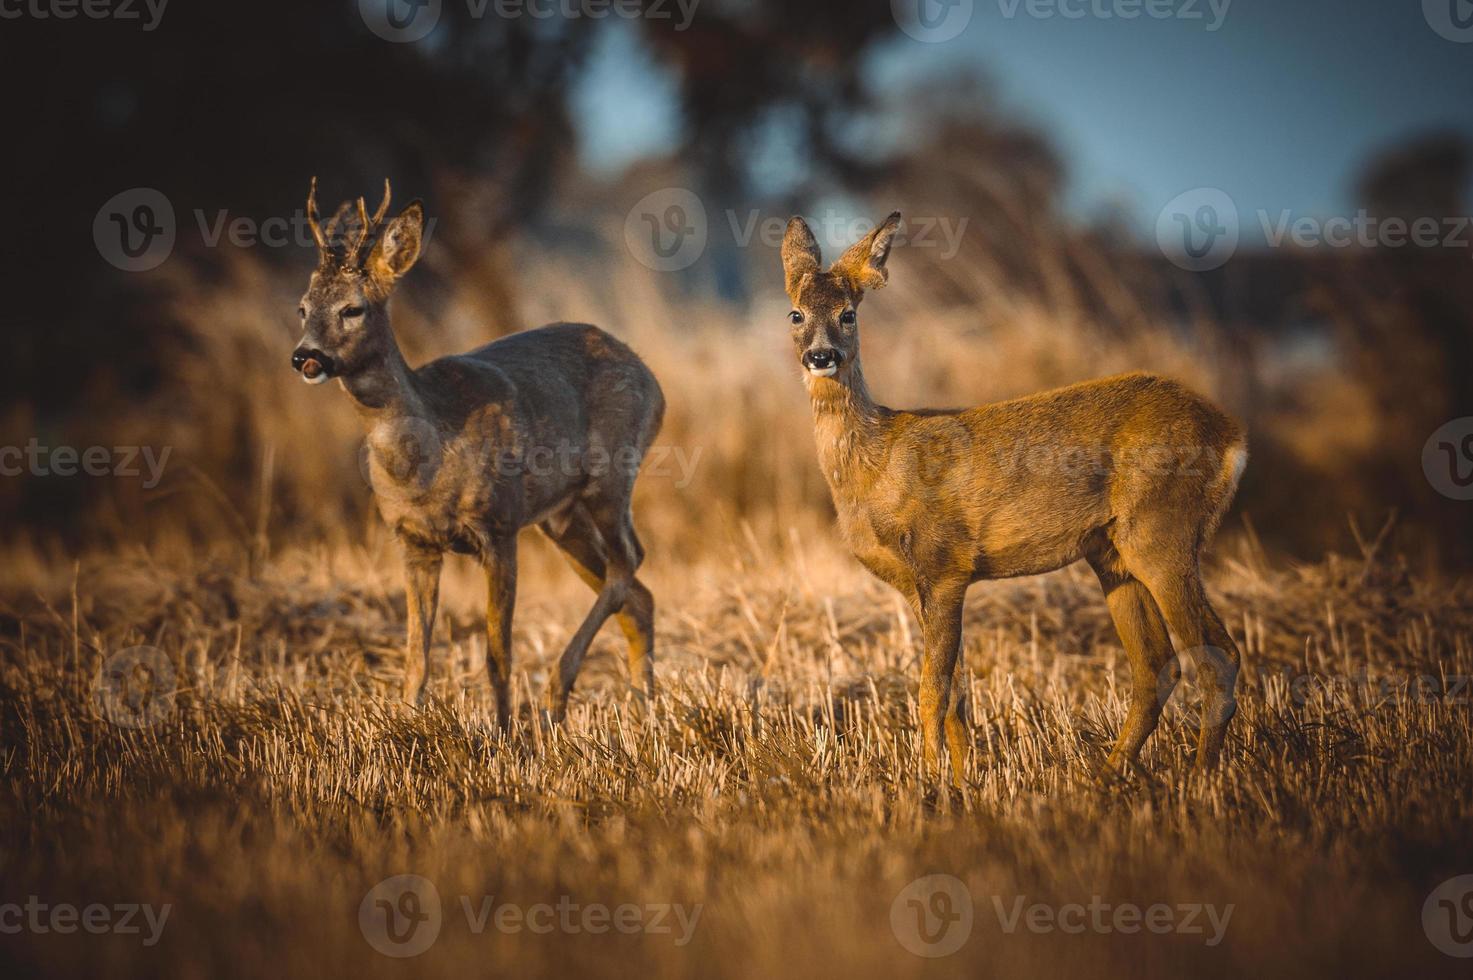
[
  {"left": 808, "top": 361, "right": 888, "bottom": 490},
  {"left": 340, "top": 340, "right": 426, "bottom": 422}
]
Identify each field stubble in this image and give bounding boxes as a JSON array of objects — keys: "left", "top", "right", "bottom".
[
  {"left": 1, "top": 527, "right": 1470, "bottom": 978},
  {"left": 3, "top": 231, "right": 1471, "bottom": 975}
]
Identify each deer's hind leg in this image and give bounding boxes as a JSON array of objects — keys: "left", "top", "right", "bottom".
[
  {"left": 1114, "top": 522, "right": 1241, "bottom": 771},
  {"left": 945, "top": 643, "right": 970, "bottom": 784},
  {"left": 540, "top": 501, "right": 655, "bottom": 718},
  {"left": 1085, "top": 537, "right": 1177, "bottom": 773},
  {"left": 1152, "top": 574, "right": 1239, "bottom": 770}
]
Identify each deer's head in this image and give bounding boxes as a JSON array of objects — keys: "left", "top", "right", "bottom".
[
  {"left": 292, "top": 178, "right": 424, "bottom": 385},
  {"left": 780, "top": 212, "right": 900, "bottom": 383}
]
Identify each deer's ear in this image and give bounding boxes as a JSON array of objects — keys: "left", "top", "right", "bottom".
[
  {"left": 367, "top": 201, "right": 424, "bottom": 284},
  {"left": 781, "top": 217, "right": 822, "bottom": 299},
  {"left": 834, "top": 211, "right": 901, "bottom": 292}
]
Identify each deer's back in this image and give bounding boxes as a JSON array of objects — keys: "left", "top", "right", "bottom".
[
  {"left": 465, "top": 322, "right": 658, "bottom": 405},
  {"left": 960, "top": 372, "right": 1240, "bottom": 459},
  {"left": 424, "top": 322, "right": 664, "bottom": 449}
]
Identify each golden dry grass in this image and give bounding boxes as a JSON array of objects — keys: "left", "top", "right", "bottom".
[
  {"left": 5, "top": 208, "right": 1471, "bottom": 977},
  {"left": 2, "top": 529, "right": 1471, "bottom": 978}
]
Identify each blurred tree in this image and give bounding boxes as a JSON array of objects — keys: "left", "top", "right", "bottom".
[
  {"left": 4, "top": 2, "right": 595, "bottom": 414},
  {"left": 1357, "top": 132, "right": 1468, "bottom": 224},
  {"left": 2, "top": 0, "right": 921, "bottom": 408},
  {"left": 1351, "top": 132, "right": 1473, "bottom": 567},
  {"left": 637, "top": 0, "right": 900, "bottom": 197}
]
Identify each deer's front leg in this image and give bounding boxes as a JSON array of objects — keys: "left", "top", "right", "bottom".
[
  {"left": 403, "top": 549, "right": 443, "bottom": 706},
  {"left": 483, "top": 534, "right": 517, "bottom": 731},
  {"left": 917, "top": 582, "right": 968, "bottom": 790}
]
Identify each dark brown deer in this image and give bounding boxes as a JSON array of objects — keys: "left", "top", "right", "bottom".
[
  {"left": 780, "top": 212, "right": 1247, "bottom": 787},
  {"left": 291, "top": 178, "right": 664, "bottom": 726}
]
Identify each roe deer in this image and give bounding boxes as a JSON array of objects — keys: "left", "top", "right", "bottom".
[
  {"left": 780, "top": 212, "right": 1247, "bottom": 787},
  {"left": 291, "top": 178, "right": 664, "bottom": 725}
]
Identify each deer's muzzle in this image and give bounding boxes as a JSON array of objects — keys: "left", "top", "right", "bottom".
[
  {"left": 291, "top": 347, "right": 335, "bottom": 385},
  {"left": 802, "top": 348, "right": 842, "bottom": 377}
]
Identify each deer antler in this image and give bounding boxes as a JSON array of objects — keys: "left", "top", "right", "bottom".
[
  {"left": 305, "top": 176, "right": 328, "bottom": 254},
  {"left": 346, "top": 179, "right": 392, "bottom": 267},
  {"left": 322, "top": 200, "right": 354, "bottom": 247}
]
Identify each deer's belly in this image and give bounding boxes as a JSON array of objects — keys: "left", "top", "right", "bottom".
[{"left": 838, "top": 498, "right": 1084, "bottom": 588}]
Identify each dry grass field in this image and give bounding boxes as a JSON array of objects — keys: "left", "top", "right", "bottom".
[
  {"left": 3, "top": 521, "right": 1471, "bottom": 978},
  {"left": 3, "top": 221, "right": 1472, "bottom": 978},
  {"left": 6, "top": 5, "right": 1472, "bottom": 977}
]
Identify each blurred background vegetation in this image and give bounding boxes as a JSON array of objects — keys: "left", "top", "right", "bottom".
[{"left": 2, "top": 0, "right": 1471, "bottom": 569}]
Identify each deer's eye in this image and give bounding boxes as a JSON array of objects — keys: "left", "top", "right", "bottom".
[
  {"left": 341, "top": 305, "right": 365, "bottom": 319},
  {"left": 789, "top": 310, "right": 804, "bottom": 324},
  {"left": 296, "top": 305, "right": 306, "bottom": 319},
  {"left": 840, "top": 310, "right": 857, "bottom": 326}
]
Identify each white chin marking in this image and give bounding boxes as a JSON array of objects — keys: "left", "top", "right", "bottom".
[
  {"left": 807, "top": 365, "right": 838, "bottom": 378},
  {"left": 302, "top": 372, "right": 330, "bottom": 386}
]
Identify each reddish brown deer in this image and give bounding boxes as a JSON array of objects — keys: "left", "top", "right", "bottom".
[
  {"left": 291, "top": 179, "right": 664, "bottom": 726},
  {"left": 780, "top": 212, "right": 1247, "bottom": 787}
]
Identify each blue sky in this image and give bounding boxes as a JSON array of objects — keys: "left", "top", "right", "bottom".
[{"left": 570, "top": 2, "right": 1473, "bottom": 244}]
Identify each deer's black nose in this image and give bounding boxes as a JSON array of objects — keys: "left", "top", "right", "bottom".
[
  {"left": 291, "top": 347, "right": 335, "bottom": 382},
  {"left": 802, "top": 348, "right": 841, "bottom": 371}
]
